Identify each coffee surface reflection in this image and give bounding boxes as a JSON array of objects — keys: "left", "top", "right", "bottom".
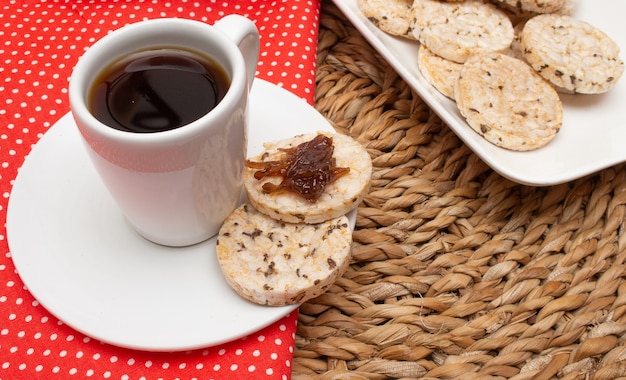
[{"left": 89, "top": 48, "right": 230, "bottom": 133}]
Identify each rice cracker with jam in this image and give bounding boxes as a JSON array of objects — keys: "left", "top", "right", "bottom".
[{"left": 243, "top": 132, "right": 372, "bottom": 224}]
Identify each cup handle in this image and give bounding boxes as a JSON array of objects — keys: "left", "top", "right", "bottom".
[{"left": 213, "top": 15, "right": 260, "bottom": 92}]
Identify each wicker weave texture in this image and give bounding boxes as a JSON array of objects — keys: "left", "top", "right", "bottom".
[{"left": 293, "top": 2, "right": 626, "bottom": 379}]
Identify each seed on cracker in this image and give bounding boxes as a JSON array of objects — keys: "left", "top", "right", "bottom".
[
  {"left": 455, "top": 52, "right": 563, "bottom": 151},
  {"left": 521, "top": 14, "right": 624, "bottom": 94},
  {"left": 417, "top": 44, "right": 463, "bottom": 99},
  {"left": 358, "top": 0, "right": 415, "bottom": 39},
  {"left": 216, "top": 204, "right": 352, "bottom": 306},
  {"left": 411, "top": 0, "right": 514, "bottom": 63}
]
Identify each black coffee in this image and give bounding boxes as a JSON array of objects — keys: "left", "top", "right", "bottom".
[{"left": 89, "top": 48, "right": 230, "bottom": 133}]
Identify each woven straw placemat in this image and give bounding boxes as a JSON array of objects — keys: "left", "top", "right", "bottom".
[{"left": 293, "top": 2, "right": 626, "bottom": 379}]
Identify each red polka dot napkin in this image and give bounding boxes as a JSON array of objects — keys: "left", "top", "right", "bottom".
[{"left": 0, "top": 0, "right": 321, "bottom": 379}]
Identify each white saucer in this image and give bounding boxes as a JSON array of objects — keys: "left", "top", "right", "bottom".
[{"left": 7, "top": 79, "right": 355, "bottom": 352}]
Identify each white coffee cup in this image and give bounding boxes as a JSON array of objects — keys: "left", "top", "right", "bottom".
[{"left": 69, "top": 17, "right": 260, "bottom": 247}]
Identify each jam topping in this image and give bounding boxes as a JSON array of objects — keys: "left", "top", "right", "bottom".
[{"left": 246, "top": 134, "right": 350, "bottom": 202}]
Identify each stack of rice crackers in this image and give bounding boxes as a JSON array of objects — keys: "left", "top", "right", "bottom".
[{"left": 216, "top": 132, "right": 372, "bottom": 306}]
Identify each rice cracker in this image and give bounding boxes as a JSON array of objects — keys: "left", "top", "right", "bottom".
[
  {"left": 521, "top": 14, "right": 624, "bottom": 94},
  {"left": 357, "top": 0, "right": 415, "bottom": 39},
  {"left": 216, "top": 204, "right": 352, "bottom": 306},
  {"left": 244, "top": 132, "right": 372, "bottom": 224},
  {"left": 492, "top": 0, "right": 566, "bottom": 15},
  {"left": 411, "top": 0, "right": 514, "bottom": 63},
  {"left": 489, "top": 0, "right": 576, "bottom": 25},
  {"left": 455, "top": 52, "right": 563, "bottom": 151},
  {"left": 417, "top": 44, "right": 463, "bottom": 99}
]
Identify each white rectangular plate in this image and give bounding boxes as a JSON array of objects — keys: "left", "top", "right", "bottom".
[{"left": 332, "top": 0, "right": 626, "bottom": 186}]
